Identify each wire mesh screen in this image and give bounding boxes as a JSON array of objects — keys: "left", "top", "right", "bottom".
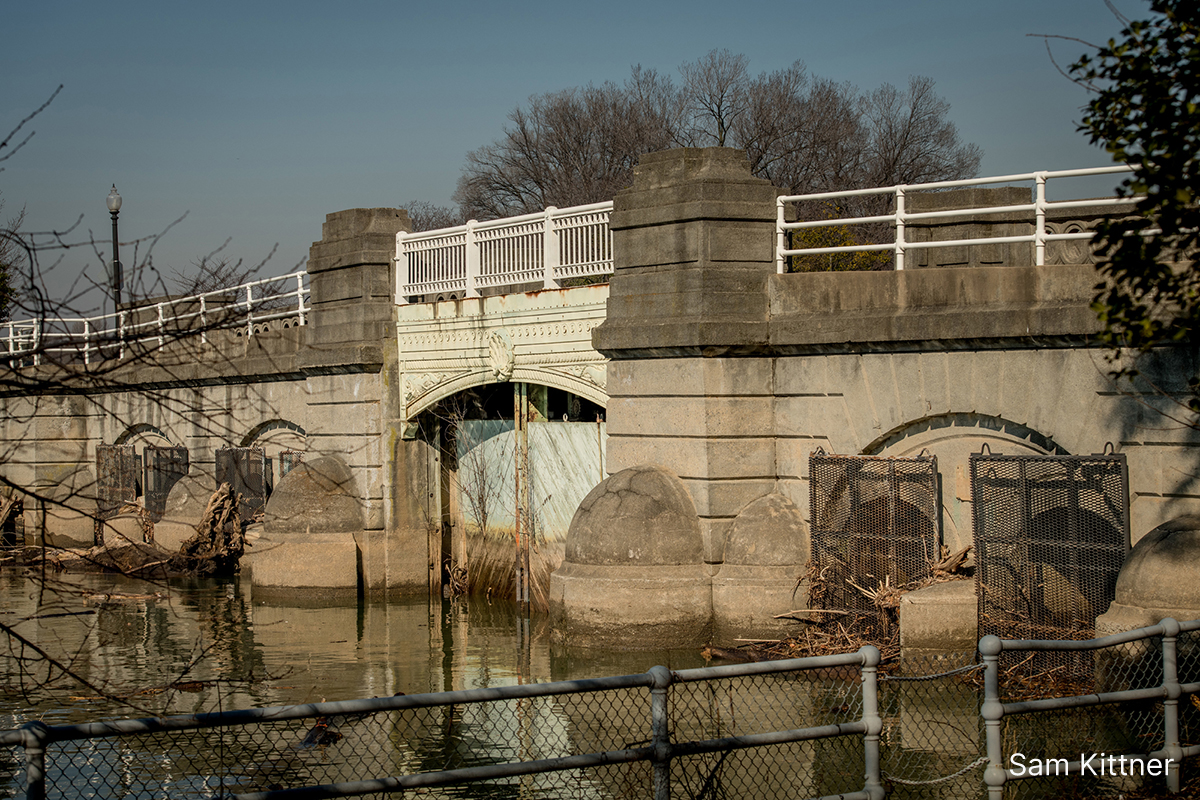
[
  {"left": 809, "top": 451, "right": 940, "bottom": 636},
  {"left": 971, "top": 453, "right": 1129, "bottom": 679},
  {"left": 142, "top": 445, "right": 188, "bottom": 522},
  {"left": 279, "top": 449, "right": 304, "bottom": 480},
  {"left": 215, "top": 447, "right": 272, "bottom": 521}
]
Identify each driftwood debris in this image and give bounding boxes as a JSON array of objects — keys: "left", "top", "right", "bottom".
[{"left": 168, "top": 483, "right": 245, "bottom": 577}]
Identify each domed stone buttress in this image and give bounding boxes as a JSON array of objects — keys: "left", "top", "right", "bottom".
[{"left": 549, "top": 465, "right": 712, "bottom": 649}]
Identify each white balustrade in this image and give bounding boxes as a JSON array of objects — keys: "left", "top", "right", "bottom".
[
  {"left": 0, "top": 269, "right": 309, "bottom": 365},
  {"left": 396, "top": 201, "right": 613, "bottom": 303},
  {"left": 776, "top": 165, "right": 1137, "bottom": 273}
]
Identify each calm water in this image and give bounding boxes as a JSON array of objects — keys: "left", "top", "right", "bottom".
[{"left": 0, "top": 570, "right": 704, "bottom": 727}]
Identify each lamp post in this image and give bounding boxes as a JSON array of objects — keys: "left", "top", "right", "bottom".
[{"left": 106, "top": 184, "right": 122, "bottom": 316}]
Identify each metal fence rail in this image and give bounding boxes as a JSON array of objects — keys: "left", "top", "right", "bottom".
[
  {"left": 0, "top": 270, "right": 309, "bottom": 366},
  {"left": 982, "top": 617, "right": 1200, "bottom": 799},
  {"left": 775, "top": 165, "right": 1136, "bottom": 272},
  {"left": 0, "top": 647, "right": 883, "bottom": 800},
  {"left": 396, "top": 202, "right": 613, "bottom": 302}
]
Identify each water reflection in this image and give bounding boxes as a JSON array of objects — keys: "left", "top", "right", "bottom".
[{"left": 0, "top": 572, "right": 703, "bottom": 727}]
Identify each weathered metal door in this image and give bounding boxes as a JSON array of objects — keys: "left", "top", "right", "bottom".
[
  {"left": 143, "top": 446, "right": 189, "bottom": 522},
  {"left": 808, "top": 450, "right": 940, "bottom": 636},
  {"left": 96, "top": 444, "right": 140, "bottom": 520},
  {"left": 215, "top": 447, "right": 272, "bottom": 522},
  {"left": 971, "top": 452, "right": 1129, "bottom": 654}
]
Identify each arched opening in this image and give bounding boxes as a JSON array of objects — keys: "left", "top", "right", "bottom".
[{"left": 416, "top": 381, "right": 606, "bottom": 608}]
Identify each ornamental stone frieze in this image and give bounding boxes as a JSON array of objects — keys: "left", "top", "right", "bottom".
[{"left": 395, "top": 285, "right": 609, "bottom": 419}]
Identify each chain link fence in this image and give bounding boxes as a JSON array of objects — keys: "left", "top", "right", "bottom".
[{"left": 2, "top": 622, "right": 1198, "bottom": 799}]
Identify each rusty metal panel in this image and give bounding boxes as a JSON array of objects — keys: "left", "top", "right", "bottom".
[
  {"left": 808, "top": 450, "right": 939, "bottom": 637},
  {"left": 143, "top": 446, "right": 188, "bottom": 522},
  {"left": 97, "top": 444, "right": 140, "bottom": 520},
  {"left": 279, "top": 450, "right": 304, "bottom": 480},
  {"left": 215, "top": 447, "right": 272, "bottom": 521},
  {"left": 972, "top": 452, "right": 1129, "bottom": 676}
]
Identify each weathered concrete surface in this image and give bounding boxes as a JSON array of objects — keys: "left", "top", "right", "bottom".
[
  {"left": 899, "top": 580, "right": 978, "bottom": 659},
  {"left": 550, "top": 465, "right": 711, "bottom": 648},
  {"left": 711, "top": 493, "right": 808, "bottom": 643},
  {"left": 249, "top": 531, "right": 361, "bottom": 598},
  {"left": 1096, "top": 514, "right": 1200, "bottom": 636}
]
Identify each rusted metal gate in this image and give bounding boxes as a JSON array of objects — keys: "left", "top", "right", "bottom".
[
  {"left": 96, "top": 444, "right": 140, "bottom": 521},
  {"left": 215, "top": 447, "right": 271, "bottom": 521},
  {"left": 142, "top": 446, "right": 188, "bottom": 522},
  {"left": 971, "top": 451, "right": 1129, "bottom": 674},
  {"left": 808, "top": 450, "right": 939, "bottom": 636},
  {"left": 279, "top": 450, "right": 304, "bottom": 480}
]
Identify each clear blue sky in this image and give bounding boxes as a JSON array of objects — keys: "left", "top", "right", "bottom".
[{"left": 3, "top": 0, "right": 1138, "bottom": 310}]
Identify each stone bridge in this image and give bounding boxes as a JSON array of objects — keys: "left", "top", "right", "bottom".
[{"left": 1, "top": 149, "right": 1196, "bottom": 641}]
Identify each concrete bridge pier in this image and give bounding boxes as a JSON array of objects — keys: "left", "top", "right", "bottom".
[
  {"left": 252, "top": 206, "right": 437, "bottom": 599},
  {"left": 551, "top": 148, "right": 795, "bottom": 647}
]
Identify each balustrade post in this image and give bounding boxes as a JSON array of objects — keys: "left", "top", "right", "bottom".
[
  {"left": 395, "top": 230, "right": 409, "bottom": 305},
  {"left": 157, "top": 302, "right": 166, "bottom": 347},
  {"left": 200, "top": 295, "right": 208, "bottom": 345},
  {"left": 895, "top": 186, "right": 907, "bottom": 271},
  {"left": 245, "top": 284, "right": 254, "bottom": 338},
  {"left": 465, "top": 220, "right": 480, "bottom": 298},
  {"left": 543, "top": 207, "right": 559, "bottom": 289},
  {"left": 83, "top": 319, "right": 92, "bottom": 365},
  {"left": 1035, "top": 173, "right": 1047, "bottom": 266},
  {"left": 295, "top": 273, "right": 307, "bottom": 325},
  {"left": 776, "top": 198, "right": 787, "bottom": 274},
  {"left": 118, "top": 310, "right": 126, "bottom": 361}
]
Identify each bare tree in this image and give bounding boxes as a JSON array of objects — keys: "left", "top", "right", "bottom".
[
  {"left": 403, "top": 200, "right": 466, "bottom": 232},
  {"left": 679, "top": 48, "right": 750, "bottom": 147},
  {"left": 861, "top": 76, "right": 983, "bottom": 187},
  {"left": 454, "top": 71, "right": 679, "bottom": 219},
  {"left": 445, "top": 54, "right": 980, "bottom": 231}
]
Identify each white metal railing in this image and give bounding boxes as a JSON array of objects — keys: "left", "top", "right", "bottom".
[
  {"left": 396, "top": 202, "right": 613, "bottom": 303},
  {"left": 0, "top": 270, "right": 309, "bottom": 366},
  {"left": 776, "top": 165, "right": 1138, "bottom": 272}
]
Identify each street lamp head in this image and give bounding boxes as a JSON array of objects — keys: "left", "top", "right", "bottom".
[{"left": 106, "top": 185, "right": 122, "bottom": 214}]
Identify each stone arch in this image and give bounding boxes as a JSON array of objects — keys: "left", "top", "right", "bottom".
[
  {"left": 114, "top": 423, "right": 175, "bottom": 447},
  {"left": 863, "top": 412, "right": 1068, "bottom": 457},
  {"left": 405, "top": 366, "right": 607, "bottom": 420},
  {"left": 240, "top": 419, "right": 307, "bottom": 448},
  {"left": 240, "top": 419, "right": 307, "bottom": 484}
]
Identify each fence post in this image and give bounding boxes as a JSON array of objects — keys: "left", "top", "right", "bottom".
[
  {"left": 860, "top": 645, "right": 885, "bottom": 800},
  {"left": 648, "top": 665, "right": 673, "bottom": 800},
  {"left": 20, "top": 720, "right": 49, "bottom": 800},
  {"left": 1162, "top": 617, "right": 1183, "bottom": 794},
  {"left": 1035, "top": 173, "right": 1047, "bottom": 266},
  {"left": 543, "top": 207, "right": 558, "bottom": 289},
  {"left": 395, "top": 230, "right": 409, "bottom": 305},
  {"left": 980, "top": 635, "right": 1005, "bottom": 800},
  {"left": 156, "top": 302, "right": 166, "bottom": 347},
  {"left": 296, "top": 273, "right": 307, "bottom": 325},
  {"left": 83, "top": 319, "right": 92, "bottom": 365},
  {"left": 895, "top": 186, "right": 907, "bottom": 271},
  {"left": 465, "top": 220, "right": 480, "bottom": 298},
  {"left": 775, "top": 197, "right": 787, "bottom": 274},
  {"left": 244, "top": 284, "right": 255, "bottom": 338}
]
